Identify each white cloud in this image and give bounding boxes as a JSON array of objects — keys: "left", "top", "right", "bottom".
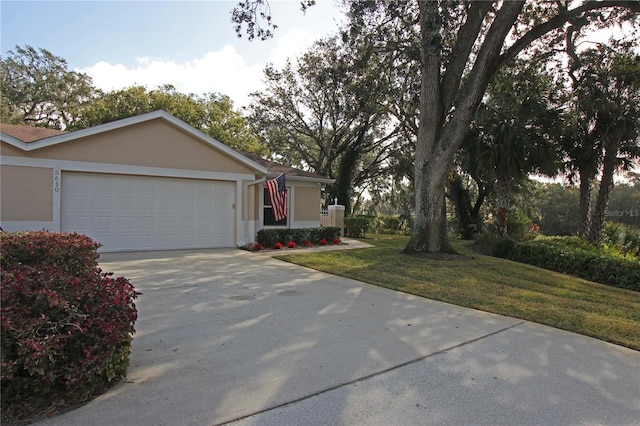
[
  {"left": 79, "top": 28, "right": 321, "bottom": 109},
  {"left": 80, "top": 45, "right": 263, "bottom": 108}
]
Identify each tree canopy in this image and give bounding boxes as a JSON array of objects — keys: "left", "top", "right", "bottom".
[
  {"left": 0, "top": 45, "right": 95, "bottom": 130},
  {"left": 233, "top": 0, "right": 640, "bottom": 252},
  {"left": 0, "top": 45, "right": 263, "bottom": 154},
  {"left": 248, "top": 36, "right": 404, "bottom": 212}
]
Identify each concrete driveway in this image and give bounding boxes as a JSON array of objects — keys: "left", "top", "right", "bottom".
[{"left": 36, "top": 248, "right": 639, "bottom": 426}]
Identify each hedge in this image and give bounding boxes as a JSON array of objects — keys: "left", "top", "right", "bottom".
[
  {"left": 344, "top": 216, "right": 372, "bottom": 238},
  {"left": 257, "top": 227, "right": 341, "bottom": 247},
  {"left": 494, "top": 236, "right": 640, "bottom": 292},
  {"left": 1, "top": 231, "right": 138, "bottom": 416}
]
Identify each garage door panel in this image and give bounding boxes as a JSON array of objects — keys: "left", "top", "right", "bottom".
[{"left": 61, "top": 173, "right": 235, "bottom": 251}]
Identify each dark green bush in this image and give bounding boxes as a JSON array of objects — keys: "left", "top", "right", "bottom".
[
  {"left": 344, "top": 216, "right": 372, "bottom": 238},
  {"left": 495, "top": 236, "right": 640, "bottom": 291},
  {"left": 1, "top": 231, "right": 138, "bottom": 415},
  {"left": 256, "top": 227, "right": 341, "bottom": 246},
  {"left": 370, "top": 215, "right": 413, "bottom": 236},
  {"left": 602, "top": 222, "right": 640, "bottom": 259},
  {"left": 493, "top": 236, "right": 518, "bottom": 258}
]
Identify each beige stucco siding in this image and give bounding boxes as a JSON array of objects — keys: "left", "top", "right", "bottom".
[
  {"left": 294, "top": 185, "right": 321, "bottom": 221},
  {"left": 3, "top": 120, "right": 255, "bottom": 174},
  {"left": 1, "top": 165, "right": 53, "bottom": 221},
  {"left": 248, "top": 184, "right": 259, "bottom": 221},
  {"left": 1, "top": 143, "right": 24, "bottom": 157}
]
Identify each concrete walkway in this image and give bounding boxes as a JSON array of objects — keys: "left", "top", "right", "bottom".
[{"left": 36, "top": 247, "right": 640, "bottom": 426}]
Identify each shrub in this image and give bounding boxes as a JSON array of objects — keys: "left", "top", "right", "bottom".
[
  {"left": 344, "top": 216, "right": 372, "bottom": 238},
  {"left": 494, "top": 235, "right": 640, "bottom": 291},
  {"left": 493, "top": 236, "right": 518, "bottom": 258},
  {"left": 257, "top": 227, "right": 340, "bottom": 246},
  {"left": 370, "top": 214, "right": 413, "bottom": 236},
  {"left": 602, "top": 222, "right": 640, "bottom": 258},
  {"left": 1, "top": 231, "right": 138, "bottom": 415}
]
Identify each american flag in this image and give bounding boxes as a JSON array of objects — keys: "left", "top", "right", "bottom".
[{"left": 266, "top": 173, "right": 287, "bottom": 222}]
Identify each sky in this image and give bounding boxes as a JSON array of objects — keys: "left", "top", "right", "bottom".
[{"left": 1, "top": 0, "right": 346, "bottom": 108}]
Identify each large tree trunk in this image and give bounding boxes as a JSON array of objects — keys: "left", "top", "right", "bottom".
[
  {"left": 405, "top": 0, "right": 523, "bottom": 253},
  {"left": 404, "top": 1, "right": 448, "bottom": 253}
]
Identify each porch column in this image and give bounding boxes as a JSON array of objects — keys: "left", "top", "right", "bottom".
[{"left": 328, "top": 203, "right": 345, "bottom": 236}]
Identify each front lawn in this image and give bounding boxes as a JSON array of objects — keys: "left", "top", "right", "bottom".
[{"left": 276, "top": 234, "right": 640, "bottom": 350}]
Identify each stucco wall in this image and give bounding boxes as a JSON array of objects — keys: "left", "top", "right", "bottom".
[
  {"left": 294, "top": 185, "right": 321, "bottom": 221},
  {"left": 1, "top": 165, "right": 53, "bottom": 221}
]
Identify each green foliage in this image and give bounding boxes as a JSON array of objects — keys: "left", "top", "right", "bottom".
[
  {"left": 506, "top": 209, "right": 535, "bottom": 241},
  {"left": 0, "top": 45, "right": 95, "bottom": 129},
  {"left": 1, "top": 231, "right": 138, "bottom": 416},
  {"left": 256, "top": 227, "right": 341, "bottom": 247},
  {"left": 1, "top": 45, "right": 263, "bottom": 154},
  {"left": 369, "top": 214, "right": 413, "bottom": 236},
  {"left": 493, "top": 236, "right": 518, "bottom": 258},
  {"left": 495, "top": 236, "right": 640, "bottom": 291},
  {"left": 344, "top": 216, "right": 373, "bottom": 238},
  {"left": 601, "top": 222, "right": 640, "bottom": 258},
  {"left": 536, "top": 183, "right": 580, "bottom": 235},
  {"left": 248, "top": 36, "right": 404, "bottom": 213}
]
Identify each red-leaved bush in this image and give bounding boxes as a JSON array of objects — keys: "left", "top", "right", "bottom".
[{"left": 1, "top": 231, "right": 138, "bottom": 410}]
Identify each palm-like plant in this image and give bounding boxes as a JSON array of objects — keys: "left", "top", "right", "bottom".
[
  {"left": 561, "top": 42, "right": 640, "bottom": 243},
  {"left": 461, "top": 58, "right": 561, "bottom": 236}
]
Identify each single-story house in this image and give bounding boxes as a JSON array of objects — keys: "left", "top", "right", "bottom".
[{"left": 0, "top": 110, "right": 334, "bottom": 252}]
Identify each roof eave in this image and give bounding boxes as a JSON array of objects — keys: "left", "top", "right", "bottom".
[{"left": 277, "top": 175, "right": 336, "bottom": 185}]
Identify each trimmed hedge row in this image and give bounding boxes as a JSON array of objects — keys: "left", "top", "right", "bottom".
[
  {"left": 1, "top": 231, "right": 138, "bottom": 414},
  {"left": 257, "top": 227, "right": 341, "bottom": 247},
  {"left": 494, "top": 236, "right": 640, "bottom": 292}
]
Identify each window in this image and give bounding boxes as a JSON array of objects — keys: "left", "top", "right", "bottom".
[{"left": 264, "top": 188, "right": 287, "bottom": 226}]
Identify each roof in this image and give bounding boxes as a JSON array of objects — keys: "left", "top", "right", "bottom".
[
  {"left": 0, "top": 111, "right": 268, "bottom": 174},
  {"left": 0, "top": 123, "right": 67, "bottom": 142},
  {"left": 242, "top": 152, "right": 334, "bottom": 183},
  {"left": 0, "top": 112, "right": 334, "bottom": 184}
]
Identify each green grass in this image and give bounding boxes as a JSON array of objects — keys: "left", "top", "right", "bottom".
[{"left": 276, "top": 234, "right": 640, "bottom": 351}]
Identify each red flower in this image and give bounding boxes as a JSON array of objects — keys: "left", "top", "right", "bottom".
[
  {"left": 287, "top": 241, "right": 296, "bottom": 248},
  {"left": 273, "top": 242, "right": 284, "bottom": 249},
  {"left": 319, "top": 238, "right": 327, "bottom": 245},
  {"left": 333, "top": 238, "right": 341, "bottom": 244},
  {"left": 303, "top": 240, "right": 313, "bottom": 247}
]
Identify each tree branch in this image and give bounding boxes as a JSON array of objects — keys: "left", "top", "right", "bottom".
[
  {"left": 441, "top": 1, "right": 495, "bottom": 114},
  {"left": 498, "top": 0, "right": 640, "bottom": 69}
]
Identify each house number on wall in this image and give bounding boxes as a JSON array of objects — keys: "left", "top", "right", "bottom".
[{"left": 53, "top": 169, "right": 61, "bottom": 193}]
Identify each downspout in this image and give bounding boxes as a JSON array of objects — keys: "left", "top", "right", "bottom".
[{"left": 239, "top": 176, "right": 266, "bottom": 247}]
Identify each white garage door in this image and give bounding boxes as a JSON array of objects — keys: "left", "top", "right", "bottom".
[{"left": 61, "top": 172, "right": 235, "bottom": 251}]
